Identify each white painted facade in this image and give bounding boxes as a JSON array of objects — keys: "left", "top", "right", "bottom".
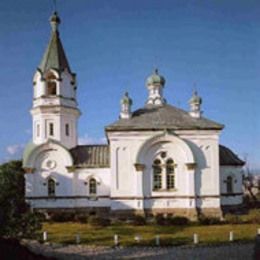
[{"left": 23, "top": 12, "right": 244, "bottom": 219}]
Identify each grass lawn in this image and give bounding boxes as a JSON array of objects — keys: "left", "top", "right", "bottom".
[{"left": 40, "top": 222, "right": 260, "bottom": 246}]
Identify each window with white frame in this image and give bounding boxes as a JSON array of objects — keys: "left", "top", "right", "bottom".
[
  {"left": 226, "top": 176, "right": 233, "bottom": 193},
  {"left": 153, "top": 154, "right": 176, "bottom": 191},
  {"left": 166, "top": 158, "right": 175, "bottom": 189},
  {"left": 47, "top": 178, "right": 56, "bottom": 196},
  {"left": 89, "top": 178, "right": 97, "bottom": 195},
  {"left": 153, "top": 159, "right": 162, "bottom": 190}
]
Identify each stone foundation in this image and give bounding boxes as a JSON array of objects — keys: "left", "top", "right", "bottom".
[{"left": 198, "top": 207, "right": 223, "bottom": 218}]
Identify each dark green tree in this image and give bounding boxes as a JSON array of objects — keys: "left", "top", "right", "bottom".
[{"left": 0, "top": 160, "right": 42, "bottom": 238}]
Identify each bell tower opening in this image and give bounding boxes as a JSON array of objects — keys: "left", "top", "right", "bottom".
[{"left": 46, "top": 72, "right": 57, "bottom": 96}]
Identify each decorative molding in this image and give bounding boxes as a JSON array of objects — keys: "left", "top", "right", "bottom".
[
  {"left": 134, "top": 163, "right": 146, "bottom": 172},
  {"left": 111, "top": 195, "right": 221, "bottom": 200},
  {"left": 153, "top": 188, "right": 178, "bottom": 192},
  {"left": 221, "top": 193, "right": 243, "bottom": 197},
  {"left": 24, "top": 167, "right": 35, "bottom": 174},
  {"left": 186, "top": 163, "right": 196, "bottom": 170},
  {"left": 26, "top": 195, "right": 110, "bottom": 200}
]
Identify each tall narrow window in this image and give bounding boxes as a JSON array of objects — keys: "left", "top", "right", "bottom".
[
  {"left": 36, "top": 124, "right": 40, "bottom": 137},
  {"left": 49, "top": 123, "right": 54, "bottom": 136},
  {"left": 89, "top": 178, "right": 97, "bottom": 195},
  {"left": 46, "top": 73, "right": 57, "bottom": 96},
  {"left": 153, "top": 159, "right": 162, "bottom": 190},
  {"left": 226, "top": 176, "right": 233, "bottom": 193},
  {"left": 166, "top": 158, "right": 175, "bottom": 189},
  {"left": 65, "top": 124, "right": 70, "bottom": 136},
  {"left": 48, "top": 178, "right": 55, "bottom": 196}
]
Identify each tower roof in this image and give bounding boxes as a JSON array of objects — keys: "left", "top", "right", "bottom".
[{"left": 38, "top": 12, "right": 71, "bottom": 74}]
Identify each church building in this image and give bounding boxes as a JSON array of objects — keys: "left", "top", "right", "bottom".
[{"left": 23, "top": 12, "right": 245, "bottom": 219}]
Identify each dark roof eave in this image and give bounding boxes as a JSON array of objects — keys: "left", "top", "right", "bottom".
[
  {"left": 220, "top": 163, "right": 245, "bottom": 167},
  {"left": 74, "top": 165, "right": 110, "bottom": 169},
  {"left": 105, "top": 126, "right": 224, "bottom": 132}
]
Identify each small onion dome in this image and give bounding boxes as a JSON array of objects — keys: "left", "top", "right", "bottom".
[
  {"left": 146, "top": 69, "right": 166, "bottom": 86},
  {"left": 189, "top": 91, "right": 202, "bottom": 104},
  {"left": 121, "top": 92, "right": 133, "bottom": 105},
  {"left": 50, "top": 12, "right": 61, "bottom": 31}
]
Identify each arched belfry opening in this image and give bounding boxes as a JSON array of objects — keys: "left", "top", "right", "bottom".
[{"left": 46, "top": 72, "right": 57, "bottom": 96}]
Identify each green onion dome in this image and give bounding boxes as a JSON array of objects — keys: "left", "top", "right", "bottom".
[
  {"left": 146, "top": 69, "right": 166, "bottom": 86},
  {"left": 189, "top": 91, "right": 202, "bottom": 104},
  {"left": 120, "top": 92, "right": 133, "bottom": 105}
]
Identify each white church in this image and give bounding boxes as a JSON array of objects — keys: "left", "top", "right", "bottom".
[{"left": 23, "top": 12, "right": 245, "bottom": 219}]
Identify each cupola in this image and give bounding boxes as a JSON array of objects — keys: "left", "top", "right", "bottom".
[
  {"left": 146, "top": 69, "right": 166, "bottom": 106},
  {"left": 189, "top": 90, "right": 202, "bottom": 118},
  {"left": 120, "top": 92, "right": 133, "bottom": 119}
]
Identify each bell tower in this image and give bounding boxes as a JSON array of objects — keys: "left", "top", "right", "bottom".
[{"left": 31, "top": 12, "right": 80, "bottom": 149}]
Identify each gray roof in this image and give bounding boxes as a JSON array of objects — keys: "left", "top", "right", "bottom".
[
  {"left": 38, "top": 21, "right": 71, "bottom": 74},
  {"left": 219, "top": 145, "right": 245, "bottom": 166},
  {"left": 69, "top": 144, "right": 243, "bottom": 168},
  {"left": 70, "top": 145, "right": 110, "bottom": 168},
  {"left": 106, "top": 104, "right": 224, "bottom": 131}
]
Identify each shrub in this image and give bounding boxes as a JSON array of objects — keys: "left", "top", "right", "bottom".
[
  {"left": 155, "top": 214, "right": 166, "bottom": 225},
  {"left": 132, "top": 215, "right": 146, "bottom": 225},
  {"left": 74, "top": 213, "right": 88, "bottom": 223},
  {"left": 51, "top": 212, "right": 75, "bottom": 222},
  {"left": 243, "top": 209, "right": 260, "bottom": 224},
  {"left": 87, "top": 216, "right": 111, "bottom": 227},
  {"left": 198, "top": 216, "right": 222, "bottom": 225},
  {"left": 168, "top": 216, "right": 190, "bottom": 225},
  {"left": 224, "top": 214, "right": 243, "bottom": 224},
  {"left": 0, "top": 160, "right": 42, "bottom": 239}
]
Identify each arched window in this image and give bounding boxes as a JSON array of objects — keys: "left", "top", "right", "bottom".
[
  {"left": 89, "top": 178, "right": 97, "bottom": 195},
  {"left": 153, "top": 159, "right": 162, "bottom": 190},
  {"left": 226, "top": 176, "right": 233, "bottom": 193},
  {"left": 46, "top": 73, "right": 57, "bottom": 96},
  {"left": 166, "top": 158, "right": 175, "bottom": 189},
  {"left": 48, "top": 178, "right": 56, "bottom": 196}
]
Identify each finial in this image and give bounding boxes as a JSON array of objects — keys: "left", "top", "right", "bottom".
[
  {"left": 50, "top": 10, "right": 61, "bottom": 32},
  {"left": 189, "top": 88, "right": 202, "bottom": 118},
  {"left": 120, "top": 91, "right": 132, "bottom": 119},
  {"left": 154, "top": 68, "right": 159, "bottom": 74}
]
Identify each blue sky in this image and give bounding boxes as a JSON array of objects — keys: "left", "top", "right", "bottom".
[{"left": 0, "top": 0, "right": 259, "bottom": 171}]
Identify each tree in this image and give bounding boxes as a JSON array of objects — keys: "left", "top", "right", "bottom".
[{"left": 0, "top": 160, "right": 42, "bottom": 238}]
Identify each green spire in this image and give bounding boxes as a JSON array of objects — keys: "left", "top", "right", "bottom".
[{"left": 38, "top": 12, "right": 71, "bottom": 74}]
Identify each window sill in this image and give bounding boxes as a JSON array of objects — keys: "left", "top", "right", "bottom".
[
  {"left": 89, "top": 196, "right": 98, "bottom": 201},
  {"left": 153, "top": 189, "right": 177, "bottom": 192}
]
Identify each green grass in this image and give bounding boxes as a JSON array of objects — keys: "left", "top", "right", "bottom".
[{"left": 40, "top": 222, "right": 260, "bottom": 246}]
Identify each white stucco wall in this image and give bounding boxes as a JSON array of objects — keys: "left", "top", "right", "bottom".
[
  {"left": 220, "top": 166, "right": 243, "bottom": 205},
  {"left": 31, "top": 69, "right": 79, "bottom": 149},
  {"left": 107, "top": 130, "right": 222, "bottom": 211}
]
